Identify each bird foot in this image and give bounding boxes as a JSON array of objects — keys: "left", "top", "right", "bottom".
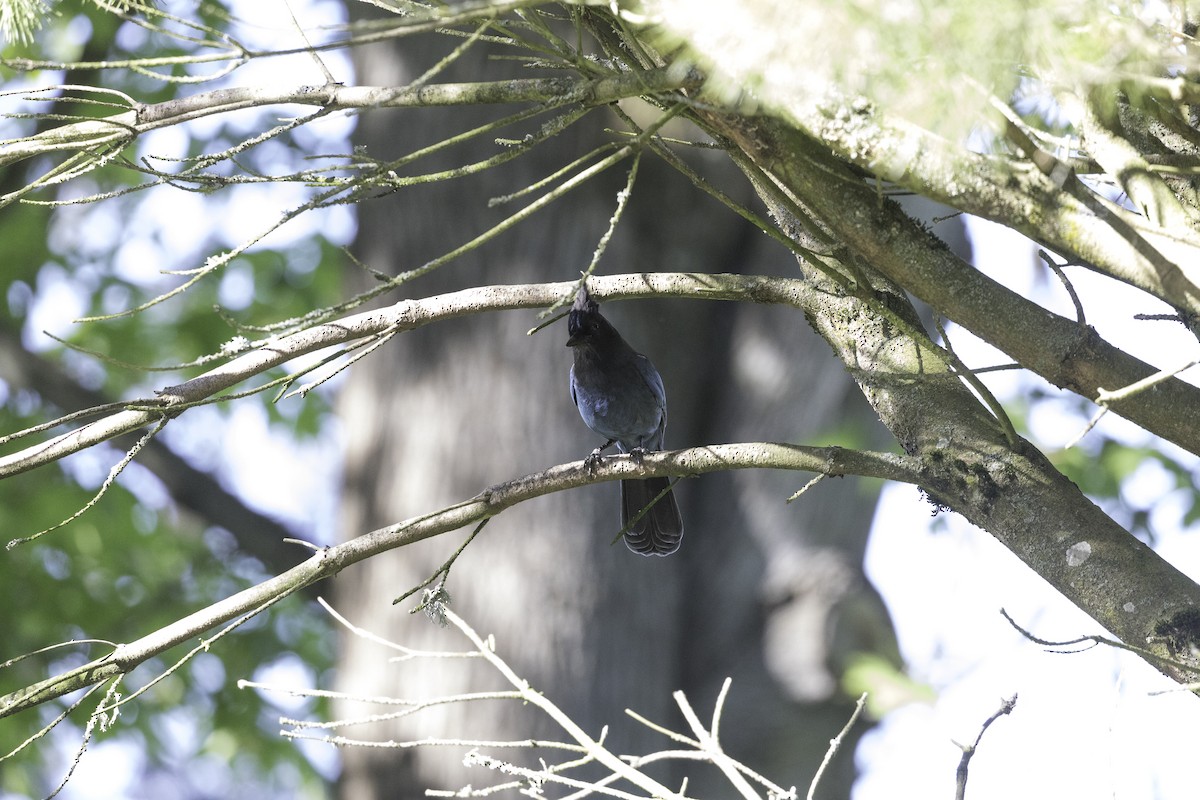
[
  {"left": 584, "top": 438, "right": 616, "bottom": 471},
  {"left": 629, "top": 447, "right": 647, "bottom": 463},
  {"left": 585, "top": 447, "right": 605, "bottom": 471}
]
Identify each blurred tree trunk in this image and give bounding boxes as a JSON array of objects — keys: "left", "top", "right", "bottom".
[{"left": 332, "top": 24, "right": 907, "bottom": 800}]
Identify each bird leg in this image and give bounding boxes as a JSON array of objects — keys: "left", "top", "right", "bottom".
[{"left": 585, "top": 439, "right": 617, "bottom": 470}]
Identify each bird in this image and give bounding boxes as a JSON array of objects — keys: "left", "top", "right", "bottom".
[{"left": 565, "top": 282, "right": 683, "bottom": 556}]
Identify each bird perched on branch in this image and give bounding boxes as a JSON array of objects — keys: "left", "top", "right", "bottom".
[{"left": 566, "top": 282, "right": 683, "bottom": 556}]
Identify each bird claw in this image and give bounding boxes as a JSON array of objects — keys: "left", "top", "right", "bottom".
[
  {"left": 584, "top": 439, "right": 616, "bottom": 471},
  {"left": 629, "top": 447, "right": 647, "bottom": 463}
]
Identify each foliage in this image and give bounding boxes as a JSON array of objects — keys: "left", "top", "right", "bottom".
[{"left": 1, "top": 1, "right": 345, "bottom": 795}]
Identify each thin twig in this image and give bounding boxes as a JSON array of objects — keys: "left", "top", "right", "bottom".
[
  {"left": 395, "top": 517, "right": 490, "bottom": 613},
  {"left": 1038, "top": 249, "right": 1086, "bottom": 324},
  {"left": 953, "top": 695, "right": 1017, "bottom": 800},
  {"left": 787, "top": 473, "right": 826, "bottom": 503},
  {"left": 317, "top": 597, "right": 483, "bottom": 662},
  {"left": 807, "top": 692, "right": 866, "bottom": 800},
  {"left": 6, "top": 417, "right": 168, "bottom": 549},
  {"left": 0, "top": 681, "right": 107, "bottom": 763},
  {"left": 1066, "top": 358, "right": 1198, "bottom": 447},
  {"left": 934, "top": 317, "right": 1020, "bottom": 447},
  {"left": 1062, "top": 406, "right": 1108, "bottom": 450},
  {"left": 1096, "top": 359, "right": 1199, "bottom": 404},
  {"left": 675, "top": 684, "right": 761, "bottom": 800},
  {"left": 443, "top": 607, "right": 687, "bottom": 800}
]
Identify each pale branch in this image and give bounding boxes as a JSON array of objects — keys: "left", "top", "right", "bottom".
[
  {"left": 315, "top": 596, "right": 484, "bottom": 664},
  {"left": 0, "top": 275, "right": 806, "bottom": 479},
  {"left": 0, "top": 67, "right": 699, "bottom": 172},
  {"left": 1066, "top": 357, "right": 1200, "bottom": 448},
  {"left": 675, "top": 680, "right": 761, "bottom": 800},
  {"left": 1095, "top": 359, "right": 1200, "bottom": 405},
  {"left": 7, "top": 272, "right": 1199, "bottom": 483},
  {"left": 269, "top": 687, "right": 525, "bottom": 732},
  {"left": 281, "top": 603, "right": 801, "bottom": 800},
  {"left": 457, "top": 752, "right": 646, "bottom": 800},
  {"left": 442, "top": 604, "right": 689, "bottom": 800},
  {"left": 807, "top": 693, "right": 866, "bottom": 800},
  {"left": 0, "top": 440, "right": 923, "bottom": 719}
]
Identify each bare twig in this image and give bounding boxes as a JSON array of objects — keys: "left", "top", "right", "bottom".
[
  {"left": 1066, "top": 358, "right": 1198, "bottom": 447},
  {"left": 675, "top": 680, "right": 761, "bottom": 800},
  {"left": 954, "top": 695, "right": 1017, "bottom": 800},
  {"left": 1095, "top": 359, "right": 1199, "bottom": 404},
  {"left": 807, "top": 693, "right": 867, "bottom": 800},
  {"left": 317, "top": 596, "right": 484, "bottom": 663},
  {"left": 787, "top": 473, "right": 826, "bottom": 503},
  {"left": 6, "top": 417, "right": 168, "bottom": 550},
  {"left": 1038, "top": 249, "right": 1086, "bottom": 324},
  {"left": 998, "top": 608, "right": 1198, "bottom": 674},
  {"left": 285, "top": 604, "right": 802, "bottom": 800},
  {"left": 443, "top": 606, "right": 687, "bottom": 799},
  {"left": 394, "top": 518, "right": 490, "bottom": 612},
  {"left": 933, "top": 317, "right": 1019, "bottom": 447}
]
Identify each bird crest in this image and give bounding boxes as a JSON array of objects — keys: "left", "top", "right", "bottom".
[
  {"left": 572, "top": 282, "right": 598, "bottom": 313},
  {"left": 567, "top": 282, "right": 600, "bottom": 342}
]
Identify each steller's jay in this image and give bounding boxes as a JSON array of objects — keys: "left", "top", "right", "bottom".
[{"left": 566, "top": 283, "right": 684, "bottom": 556}]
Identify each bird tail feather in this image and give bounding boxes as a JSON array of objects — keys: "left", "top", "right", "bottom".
[{"left": 621, "top": 478, "right": 683, "bottom": 556}]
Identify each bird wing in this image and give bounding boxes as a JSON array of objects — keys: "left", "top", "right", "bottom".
[{"left": 633, "top": 354, "right": 668, "bottom": 447}]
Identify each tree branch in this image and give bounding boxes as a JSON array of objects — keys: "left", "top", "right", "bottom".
[
  {"left": 0, "top": 275, "right": 801, "bottom": 479},
  {"left": 0, "top": 67, "right": 698, "bottom": 172},
  {"left": 0, "top": 440, "right": 923, "bottom": 719},
  {"left": 770, "top": 84, "right": 1200, "bottom": 320},
  {"left": 8, "top": 273, "right": 1199, "bottom": 482}
]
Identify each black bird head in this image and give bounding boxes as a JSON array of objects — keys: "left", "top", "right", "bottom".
[{"left": 566, "top": 283, "right": 607, "bottom": 347}]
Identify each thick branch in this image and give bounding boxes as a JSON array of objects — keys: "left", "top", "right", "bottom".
[
  {"left": 0, "top": 441, "right": 922, "bottom": 718},
  {"left": 773, "top": 87, "right": 1200, "bottom": 319},
  {"left": 700, "top": 112, "right": 1200, "bottom": 456},
  {"left": 704, "top": 112, "right": 1200, "bottom": 683}
]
